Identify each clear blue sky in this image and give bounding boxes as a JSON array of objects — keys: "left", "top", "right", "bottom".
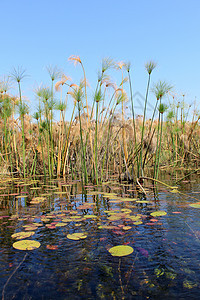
[{"left": 1, "top": 0, "right": 200, "bottom": 119}]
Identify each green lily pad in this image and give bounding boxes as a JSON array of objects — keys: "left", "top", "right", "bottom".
[
  {"left": 150, "top": 211, "right": 167, "bottom": 217},
  {"left": 133, "top": 221, "right": 143, "bottom": 225},
  {"left": 55, "top": 222, "right": 67, "bottom": 227},
  {"left": 109, "top": 245, "right": 134, "bottom": 257},
  {"left": 11, "top": 231, "right": 35, "bottom": 240},
  {"left": 189, "top": 203, "right": 200, "bottom": 208},
  {"left": 83, "top": 215, "right": 98, "bottom": 219},
  {"left": 136, "top": 200, "right": 150, "bottom": 204},
  {"left": 13, "top": 240, "right": 41, "bottom": 250},
  {"left": 67, "top": 232, "right": 87, "bottom": 240}
]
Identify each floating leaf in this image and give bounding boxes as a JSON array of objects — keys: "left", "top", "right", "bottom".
[
  {"left": 61, "top": 217, "right": 71, "bottom": 222},
  {"left": 46, "top": 224, "right": 56, "bottom": 229},
  {"left": 46, "top": 245, "right": 58, "bottom": 250},
  {"left": 133, "top": 221, "right": 143, "bottom": 225},
  {"left": 11, "top": 231, "right": 35, "bottom": 240},
  {"left": 98, "top": 225, "right": 119, "bottom": 230},
  {"left": 78, "top": 203, "right": 94, "bottom": 210},
  {"left": 189, "top": 203, "right": 200, "bottom": 208},
  {"left": 13, "top": 240, "right": 40, "bottom": 250},
  {"left": 123, "top": 226, "right": 132, "bottom": 230},
  {"left": 136, "top": 200, "right": 150, "bottom": 204},
  {"left": 108, "top": 245, "right": 133, "bottom": 257},
  {"left": 83, "top": 215, "right": 98, "bottom": 219},
  {"left": 120, "top": 197, "right": 137, "bottom": 202},
  {"left": 108, "top": 214, "right": 123, "bottom": 221},
  {"left": 24, "top": 226, "right": 38, "bottom": 231},
  {"left": 150, "top": 211, "right": 167, "bottom": 217},
  {"left": 128, "top": 215, "right": 141, "bottom": 222},
  {"left": 55, "top": 222, "right": 67, "bottom": 227},
  {"left": 67, "top": 232, "right": 87, "bottom": 240}
]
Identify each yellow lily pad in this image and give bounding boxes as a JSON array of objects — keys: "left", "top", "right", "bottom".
[
  {"left": 150, "top": 211, "right": 167, "bottom": 217},
  {"left": 11, "top": 231, "right": 35, "bottom": 240},
  {"left": 67, "top": 232, "right": 87, "bottom": 240},
  {"left": 128, "top": 215, "right": 141, "bottom": 221},
  {"left": 123, "top": 198, "right": 137, "bottom": 202},
  {"left": 55, "top": 222, "right": 67, "bottom": 227},
  {"left": 24, "top": 226, "right": 38, "bottom": 231},
  {"left": 108, "top": 245, "right": 134, "bottom": 257},
  {"left": 189, "top": 203, "right": 200, "bottom": 208},
  {"left": 83, "top": 215, "right": 98, "bottom": 219},
  {"left": 123, "top": 226, "right": 132, "bottom": 230},
  {"left": 13, "top": 240, "right": 41, "bottom": 250},
  {"left": 61, "top": 218, "right": 72, "bottom": 222},
  {"left": 136, "top": 200, "right": 150, "bottom": 204},
  {"left": 133, "top": 221, "right": 143, "bottom": 225}
]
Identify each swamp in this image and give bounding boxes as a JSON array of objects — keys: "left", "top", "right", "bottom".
[{"left": 0, "top": 57, "right": 200, "bottom": 299}]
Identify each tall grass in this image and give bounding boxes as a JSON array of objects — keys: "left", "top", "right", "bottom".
[{"left": 0, "top": 58, "right": 199, "bottom": 184}]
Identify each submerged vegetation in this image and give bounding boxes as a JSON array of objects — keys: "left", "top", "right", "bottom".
[{"left": 0, "top": 57, "right": 199, "bottom": 185}]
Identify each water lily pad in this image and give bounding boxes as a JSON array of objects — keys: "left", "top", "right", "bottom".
[
  {"left": 55, "top": 222, "right": 67, "bottom": 227},
  {"left": 123, "top": 198, "right": 137, "bottom": 202},
  {"left": 67, "top": 232, "right": 87, "bottom": 240},
  {"left": 61, "top": 217, "right": 72, "bottom": 222},
  {"left": 133, "top": 221, "right": 143, "bottom": 225},
  {"left": 123, "top": 226, "right": 132, "bottom": 230},
  {"left": 13, "top": 240, "right": 40, "bottom": 250},
  {"left": 107, "top": 214, "right": 123, "bottom": 221},
  {"left": 24, "top": 226, "right": 38, "bottom": 231},
  {"left": 136, "top": 200, "right": 150, "bottom": 204},
  {"left": 128, "top": 215, "right": 141, "bottom": 221},
  {"left": 189, "top": 203, "right": 200, "bottom": 208},
  {"left": 83, "top": 214, "right": 98, "bottom": 219},
  {"left": 108, "top": 245, "right": 133, "bottom": 257},
  {"left": 98, "top": 225, "right": 119, "bottom": 230},
  {"left": 11, "top": 231, "right": 35, "bottom": 240},
  {"left": 150, "top": 211, "right": 167, "bottom": 217}
]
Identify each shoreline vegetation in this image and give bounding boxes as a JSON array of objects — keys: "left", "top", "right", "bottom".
[{"left": 0, "top": 56, "right": 199, "bottom": 185}]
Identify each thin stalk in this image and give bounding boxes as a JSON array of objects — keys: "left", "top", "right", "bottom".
[
  {"left": 155, "top": 112, "right": 163, "bottom": 179},
  {"left": 139, "top": 73, "right": 151, "bottom": 177},
  {"left": 127, "top": 69, "right": 139, "bottom": 177},
  {"left": 94, "top": 101, "right": 99, "bottom": 184},
  {"left": 78, "top": 100, "right": 88, "bottom": 185},
  {"left": 18, "top": 82, "right": 26, "bottom": 177}
]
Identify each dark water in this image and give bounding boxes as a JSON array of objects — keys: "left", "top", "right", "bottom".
[{"left": 0, "top": 175, "right": 200, "bottom": 299}]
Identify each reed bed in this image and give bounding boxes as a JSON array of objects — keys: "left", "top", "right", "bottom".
[{"left": 0, "top": 57, "right": 199, "bottom": 184}]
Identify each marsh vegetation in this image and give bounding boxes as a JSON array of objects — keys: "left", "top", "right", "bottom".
[{"left": 0, "top": 56, "right": 199, "bottom": 187}]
